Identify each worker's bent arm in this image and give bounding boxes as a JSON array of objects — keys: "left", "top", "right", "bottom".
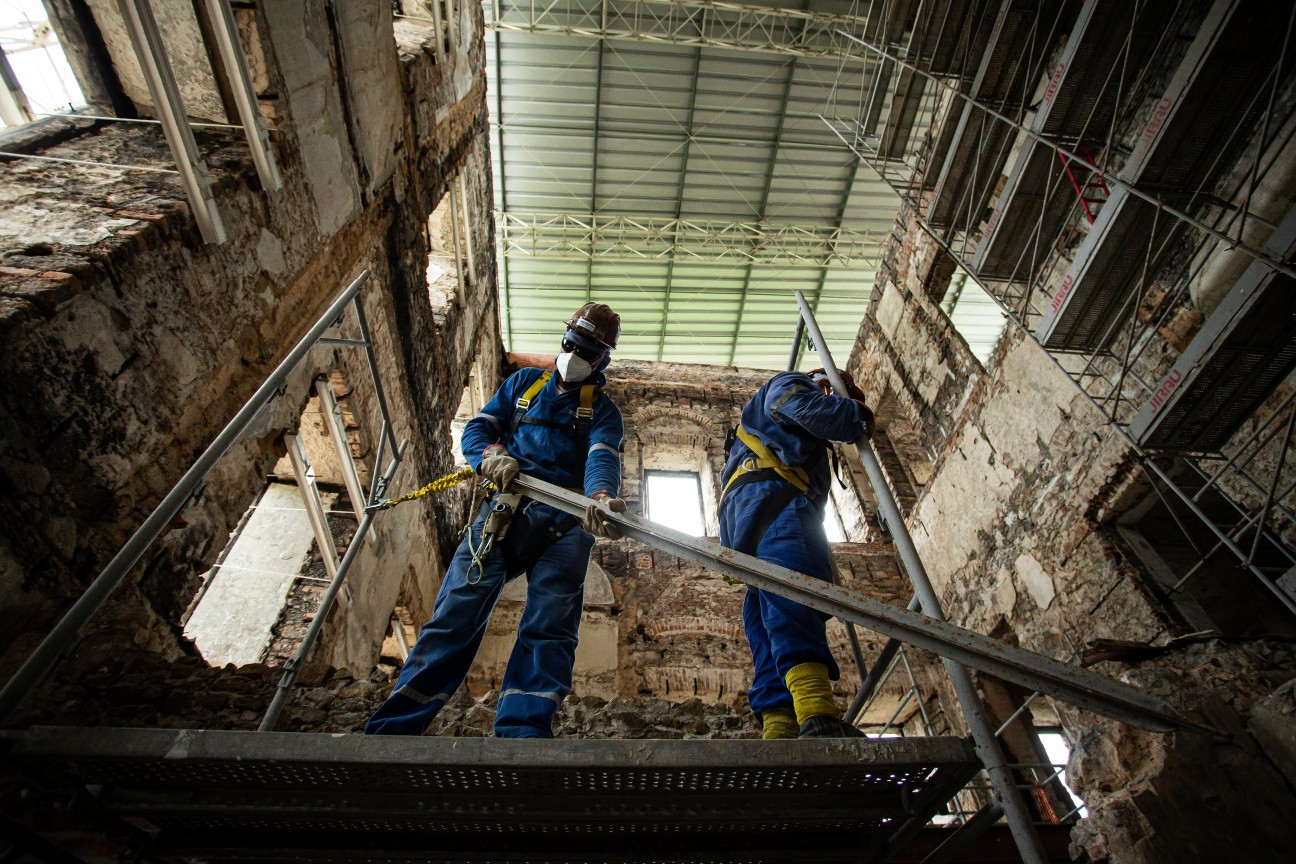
[{"left": 767, "top": 374, "right": 867, "bottom": 443}]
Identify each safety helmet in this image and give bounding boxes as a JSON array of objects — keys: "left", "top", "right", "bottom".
[{"left": 565, "top": 302, "right": 620, "bottom": 351}]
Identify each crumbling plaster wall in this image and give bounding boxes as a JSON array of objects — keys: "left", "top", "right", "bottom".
[
  {"left": 1, "top": 3, "right": 499, "bottom": 725},
  {"left": 853, "top": 197, "right": 1296, "bottom": 863}
]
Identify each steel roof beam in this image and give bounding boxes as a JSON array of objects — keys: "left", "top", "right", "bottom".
[
  {"left": 488, "top": 0, "right": 877, "bottom": 60},
  {"left": 655, "top": 25, "right": 706, "bottom": 361},
  {"left": 499, "top": 212, "right": 885, "bottom": 265}
]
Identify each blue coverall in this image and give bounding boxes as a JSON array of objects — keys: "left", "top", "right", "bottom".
[
  {"left": 365, "top": 367, "right": 623, "bottom": 738},
  {"left": 718, "top": 372, "right": 869, "bottom": 720}
]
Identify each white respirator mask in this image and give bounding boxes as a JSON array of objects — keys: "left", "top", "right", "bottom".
[{"left": 556, "top": 351, "right": 593, "bottom": 384}]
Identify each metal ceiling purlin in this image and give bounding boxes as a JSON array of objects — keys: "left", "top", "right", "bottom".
[
  {"left": 794, "top": 156, "right": 863, "bottom": 370},
  {"left": 725, "top": 41, "right": 802, "bottom": 366},
  {"left": 654, "top": 25, "right": 705, "bottom": 361},
  {"left": 585, "top": 7, "right": 607, "bottom": 307},
  {"left": 489, "top": 0, "right": 873, "bottom": 60}
]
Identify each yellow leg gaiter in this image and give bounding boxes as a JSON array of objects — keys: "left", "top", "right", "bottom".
[
  {"left": 761, "top": 705, "right": 799, "bottom": 740},
  {"left": 785, "top": 662, "right": 838, "bottom": 725}
]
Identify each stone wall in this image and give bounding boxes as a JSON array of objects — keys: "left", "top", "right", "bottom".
[
  {"left": 849, "top": 64, "right": 1296, "bottom": 864},
  {"left": 1, "top": 3, "right": 498, "bottom": 722}
]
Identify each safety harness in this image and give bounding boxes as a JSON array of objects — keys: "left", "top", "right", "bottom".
[
  {"left": 720, "top": 424, "right": 811, "bottom": 499},
  {"left": 717, "top": 423, "right": 813, "bottom": 544},
  {"left": 508, "top": 370, "right": 601, "bottom": 444}
]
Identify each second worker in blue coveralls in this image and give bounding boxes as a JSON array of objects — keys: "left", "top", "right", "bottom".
[
  {"left": 366, "top": 303, "right": 626, "bottom": 739},
  {"left": 720, "top": 368, "right": 873, "bottom": 739}
]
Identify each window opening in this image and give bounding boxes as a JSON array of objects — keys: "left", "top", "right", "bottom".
[
  {"left": 183, "top": 374, "right": 369, "bottom": 667},
  {"left": 823, "top": 493, "right": 847, "bottom": 542},
  {"left": 644, "top": 470, "right": 705, "bottom": 536},
  {"left": 450, "top": 360, "right": 488, "bottom": 468},
  {"left": 0, "top": 1, "right": 85, "bottom": 127},
  {"left": 942, "top": 268, "right": 1008, "bottom": 368},
  {"left": 1037, "top": 729, "right": 1087, "bottom": 818},
  {"left": 427, "top": 191, "right": 462, "bottom": 311}
]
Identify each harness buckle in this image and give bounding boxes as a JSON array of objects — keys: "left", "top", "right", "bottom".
[
  {"left": 575, "top": 406, "right": 594, "bottom": 419},
  {"left": 515, "top": 397, "right": 532, "bottom": 409}
]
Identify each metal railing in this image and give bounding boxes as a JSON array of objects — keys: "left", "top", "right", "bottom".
[{"left": 0, "top": 271, "right": 404, "bottom": 727}]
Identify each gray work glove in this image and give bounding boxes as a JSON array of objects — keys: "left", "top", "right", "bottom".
[
  {"left": 479, "top": 444, "right": 519, "bottom": 490},
  {"left": 583, "top": 492, "right": 626, "bottom": 540}
]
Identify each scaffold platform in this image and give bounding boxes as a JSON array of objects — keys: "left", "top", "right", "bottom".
[{"left": 4, "top": 726, "right": 979, "bottom": 863}]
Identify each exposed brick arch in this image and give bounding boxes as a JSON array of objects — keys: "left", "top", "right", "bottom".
[{"left": 629, "top": 406, "right": 722, "bottom": 435}]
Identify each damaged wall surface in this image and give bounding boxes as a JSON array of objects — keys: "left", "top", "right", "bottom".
[{"left": 0, "top": 3, "right": 499, "bottom": 725}]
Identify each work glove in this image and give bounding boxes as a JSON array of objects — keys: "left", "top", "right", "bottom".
[
  {"left": 479, "top": 444, "right": 519, "bottom": 490},
  {"left": 583, "top": 491, "right": 626, "bottom": 540},
  {"left": 856, "top": 401, "right": 875, "bottom": 437}
]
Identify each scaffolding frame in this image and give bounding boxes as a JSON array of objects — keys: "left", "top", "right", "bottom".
[
  {"left": 0, "top": 271, "right": 403, "bottom": 726},
  {"left": 2, "top": 0, "right": 280, "bottom": 244},
  {"left": 816, "top": 0, "right": 1296, "bottom": 631}
]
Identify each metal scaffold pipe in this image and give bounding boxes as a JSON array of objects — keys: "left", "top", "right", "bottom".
[
  {"left": 0, "top": 271, "right": 371, "bottom": 724},
  {"left": 514, "top": 474, "right": 1196, "bottom": 735},
  {"left": 792, "top": 289, "right": 1049, "bottom": 864},
  {"left": 260, "top": 440, "right": 409, "bottom": 732}
]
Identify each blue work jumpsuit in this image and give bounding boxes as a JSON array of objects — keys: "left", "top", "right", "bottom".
[
  {"left": 718, "top": 372, "right": 869, "bottom": 720},
  {"left": 365, "top": 367, "right": 623, "bottom": 738}
]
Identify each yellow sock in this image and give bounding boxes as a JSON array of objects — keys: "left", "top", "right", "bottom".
[
  {"left": 785, "top": 662, "right": 838, "bottom": 725},
  {"left": 761, "top": 705, "right": 799, "bottom": 740}
]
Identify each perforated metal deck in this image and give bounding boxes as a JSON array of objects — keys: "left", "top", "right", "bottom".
[{"left": 3, "top": 727, "right": 979, "bottom": 863}]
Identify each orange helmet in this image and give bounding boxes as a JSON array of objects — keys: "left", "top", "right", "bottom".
[{"left": 566, "top": 302, "right": 620, "bottom": 351}]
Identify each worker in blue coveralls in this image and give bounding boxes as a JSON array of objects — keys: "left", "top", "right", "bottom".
[
  {"left": 720, "top": 368, "right": 873, "bottom": 739},
  {"left": 366, "top": 303, "right": 627, "bottom": 738}
]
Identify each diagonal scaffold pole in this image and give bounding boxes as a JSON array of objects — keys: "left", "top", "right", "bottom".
[
  {"left": 792, "top": 289, "right": 1050, "bottom": 864},
  {"left": 514, "top": 472, "right": 1202, "bottom": 736}
]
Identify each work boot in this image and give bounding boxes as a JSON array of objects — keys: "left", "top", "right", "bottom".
[{"left": 798, "top": 715, "right": 867, "bottom": 739}]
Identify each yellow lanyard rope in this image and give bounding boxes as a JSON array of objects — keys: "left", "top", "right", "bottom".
[{"left": 374, "top": 467, "right": 493, "bottom": 510}]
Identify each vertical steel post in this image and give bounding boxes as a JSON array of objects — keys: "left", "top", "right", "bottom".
[
  {"left": 794, "top": 290, "right": 1050, "bottom": 864},
  {"left": 117, "top": 0, "right": 226, "bottom": 244},
  {"left": 260, "top": 441, "right": 409, "bottom": 731},
  {"left": 203, "top": 0, "right": 282, "bottom": 191},
  {"left": 285, "top": 433, "right": 341, "bottom": 579},
  {"left": 786, "top": 315, "right": 806, "bottom": 373}
]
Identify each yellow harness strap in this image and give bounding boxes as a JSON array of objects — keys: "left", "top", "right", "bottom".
[
  {"left": 577, "top": 383, "right": 598, "bottom": 421},
  {"left": 720, "top": 423, "right": 811, "bottom": 500},
  {"left": 516, "top": 370, "right": 553, "bottom": 410}
]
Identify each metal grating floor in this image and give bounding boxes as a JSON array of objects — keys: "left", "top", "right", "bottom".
[{"left": 3, "top": 727, "right": 979, "bottom": 864}]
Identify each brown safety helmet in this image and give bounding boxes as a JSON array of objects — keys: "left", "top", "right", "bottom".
[{"left": 566, "top": 302, "right": 621, "bottom": 351}]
